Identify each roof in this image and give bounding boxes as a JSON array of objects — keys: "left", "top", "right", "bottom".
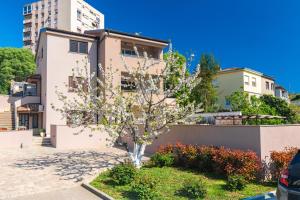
[
  {"left": 275, "top": 84, "right": 287, "bottom": 91},
  {"left": 85, "top": 29, "right": 170, "bottom": 44},
  {"left": 218, "top": 67, "right": 274, "bottom": 80},
  {"left": 36, "top": 28, "right": 169, "bottom": 57},
  {"left": 40, "top": 27, "right": 97, "bottom": 39}
]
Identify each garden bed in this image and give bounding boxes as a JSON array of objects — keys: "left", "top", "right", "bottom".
[{"left": 90, "top": 167, "right": 275, "bottom": 200}]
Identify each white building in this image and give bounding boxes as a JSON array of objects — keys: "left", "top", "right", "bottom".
[{"left": 23, "top": 0, "right": 105, "bottom": 52}]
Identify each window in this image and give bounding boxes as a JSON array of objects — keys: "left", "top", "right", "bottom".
[
  {"left": 252, "top": 77, "right": 257, "bottom": 87},
  {"left": 23, "top": 5, "right": 32, "bottom": 15},
  {"left": 271, "top": 83, "right": 274, "bottom": 90},
  {"left": 266, "top": 81, "right": 270, "bottom": 90},
  {"left": 121, "top": 72, "right": 136, "bottom": 91},
  {"left": 77, "top": 9, "right": 82, "bottom": 21},
  {"left": 77, "top": 27, "right": 82, "bottom": 33},
  {"left": 68, "top": 76, "right": 88, "bottom": 92},
  {"left": 66, "top": 110, "right": 90, "bottom": 126},
  {"left": 244, "top": 75, "right": 249, "bottom": 85},
  {"left": 69, "top": 40, "right": 88, "bottom": 54}
]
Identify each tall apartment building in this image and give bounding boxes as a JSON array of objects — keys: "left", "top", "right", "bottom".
[
  {"left": 214, "top": 68, "right": 275, "bottom": 109},
  {"left": 23, "top": 0, "right": 105, "bottom": 52}
]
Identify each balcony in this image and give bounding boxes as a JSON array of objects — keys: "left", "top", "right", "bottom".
[
  {"left": 23, "top": 19, "right": 32, "bottom": 24},
  {"left": 23, "top": 27, "right": 31, "bottom": 32},
  {"left": 23, "top": 36, "right": 31, "bottom": 41}
]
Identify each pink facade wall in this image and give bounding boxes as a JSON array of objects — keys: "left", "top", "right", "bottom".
[
  {"left": 124, "top": 125, "right": 300, "bottom": 161},
  {"left": 50, "top": 125, "right": 111, "bottom": 149},
  {"left": 0, "top": 95, "right": 11, "bottom": 112},
  {"left": 0, "top": 130, "right": 33, "bottom": 149},
  {"left": 260, "top": 125, "right": 300, "bottom": 161}
]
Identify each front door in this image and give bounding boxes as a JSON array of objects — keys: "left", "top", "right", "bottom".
[
  {"left": 32, "top": 114, "right": 38, "bottom": 129},
  {"left": 19, "top": 114, "right": 29, "bottom": 129}
]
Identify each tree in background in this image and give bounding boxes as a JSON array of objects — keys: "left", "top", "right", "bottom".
[
  {"left": 163, "top": 51, "right": 192, "bottom": 106},
  {"left": 190, "top": 54, "right": 220, "bottom": 112},
  {"left": 226, "top": 91, "right": 297, "bottom": 124},
  {"left": 0, "top": 48, "right": 36, "bottom": 94},
  {"left": 260, "top": 95, "right": 297, "bottom": 123}
]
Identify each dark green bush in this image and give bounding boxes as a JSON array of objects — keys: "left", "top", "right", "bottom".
[
  {"left": 226, "top": 175, "right": 247, "bottom": 191},
  {"left": 150, "top": 153, "right": 174, "bottom": 167},
  {"left": 179, "top": 178, "right": 207, "bottom": 199},
  {"left": 131, "top": 174, "right": 159, "bottom": 200},
  {"left": 109, "top": 162, "right": 137, "bottom": 185}
]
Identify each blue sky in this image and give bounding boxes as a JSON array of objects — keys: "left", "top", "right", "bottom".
[{"left": 1, "top": 0, "right": 300, "bottom": 92}]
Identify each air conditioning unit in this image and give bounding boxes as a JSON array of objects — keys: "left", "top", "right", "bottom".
[{"left": 39, "top": 105, "right": 44, "bottom": 112}]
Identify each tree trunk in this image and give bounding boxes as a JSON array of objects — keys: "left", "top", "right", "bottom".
[{"left": 130, "top": 143, "right": 146, "bottom": 168}]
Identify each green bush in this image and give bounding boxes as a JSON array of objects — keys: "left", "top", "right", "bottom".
[
  {"left": 109, "top": 162, "right": 137, "bottom": 185},
  {"left": 179, "top": 178, "right": 207, "bottom": 199},
  {"left": 150, "top": 153, "right": 174, "bottom": 167},
  {"left": 131, "top": 174, "right": 159, "bottom": 200},
  {"left": 226, "top": 175, "right": 247, "bottom": 191}
]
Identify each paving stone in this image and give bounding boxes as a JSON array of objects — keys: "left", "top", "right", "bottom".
[{"left": 0, "top": 146, "right": 126, "bottom": 200}]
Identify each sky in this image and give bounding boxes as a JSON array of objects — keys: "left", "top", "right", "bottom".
[{"left": 1, "top": 0, "right": 300, "bottom": 92}]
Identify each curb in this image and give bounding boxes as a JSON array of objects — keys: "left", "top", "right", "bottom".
[{"left": 82, "top": 183, "right": 115, "bottom": 200}]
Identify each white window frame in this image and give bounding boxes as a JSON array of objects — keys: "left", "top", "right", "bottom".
[
  {"left": 252, "top": 77, "right": 257, "bottom": 87},
  {"left": 244, "top": 75, "right": 250, "bottom": 85}
]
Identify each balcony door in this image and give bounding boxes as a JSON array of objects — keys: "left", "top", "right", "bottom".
[{"left": 19, "top": 114, "right": 29, "bottom": 129}]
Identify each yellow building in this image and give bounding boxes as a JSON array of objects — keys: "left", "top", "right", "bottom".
[{"left": 214, "top": 68, "right": 275, "bottom": 109}]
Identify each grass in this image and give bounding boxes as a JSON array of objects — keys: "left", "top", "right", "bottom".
[{"left": 90, "top": 167, "right": 275, "bottom": 200}]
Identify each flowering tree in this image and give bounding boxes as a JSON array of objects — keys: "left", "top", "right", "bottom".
[{"left": 52, "top": 46, "right": 202, "bottom": 168}]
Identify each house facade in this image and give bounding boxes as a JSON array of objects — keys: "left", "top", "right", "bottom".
[
  {"left": 23, "top": 0, "right": 104, "bottom": 52},
  {"left": 214, "top": 68, "right": 275, "bottom": 109},
  {"left": 0, "top": 28, "right": 168, "bottom": 134},
  {"left": 275, "top": 85, "right": 290, "bottom": 102}
]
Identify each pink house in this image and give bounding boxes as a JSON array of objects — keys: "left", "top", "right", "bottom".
[{"left": 0, "top": 28, "right": 168, "bottom": 135}]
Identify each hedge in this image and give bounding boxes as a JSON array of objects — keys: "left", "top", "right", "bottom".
[{"left": 157, "top": 143, "right": 262, "bottom": 181}]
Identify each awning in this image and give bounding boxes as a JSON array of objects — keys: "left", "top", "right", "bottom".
[{"left": 17, "top": 104, "right": 43, "bottom": 113}]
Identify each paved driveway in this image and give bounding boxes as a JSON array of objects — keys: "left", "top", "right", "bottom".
[{"left": 0, "top": 146, "right": 126, "bottom": 200}]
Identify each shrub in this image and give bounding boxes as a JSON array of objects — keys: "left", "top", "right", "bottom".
[
  {"left": 150, "top": 153, "right": 174, "bottom": 167},
  {"left": 212, "top": 147, "right": 262, "bottom": 180},
  {"left": 226, "top": 175, "right": 247, "bottom": 191},
  {"left": 157, "top": 143, "right": 262, "bottom": 181},
  {"left": 270, "top": 147, "right": 298, "bottom": 180},
  {"left": 109, "top": 162, "right": 137, "bottom": 185},
  {"left": 131, "top": 174, "right": 159, "bottom": 200},
  {"left": 179, "top": 178, "right": 207, "bottom": 199}
]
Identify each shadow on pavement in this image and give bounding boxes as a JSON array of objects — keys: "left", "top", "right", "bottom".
[{"left": 13, "top": 151, "right": 126, "bottom": 182}]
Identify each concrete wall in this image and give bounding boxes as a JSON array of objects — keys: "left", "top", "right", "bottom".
[
  {"left": 0, "top": 130, "right": 32, "bottom": 149},
  {"left": 50, "top": 125, "right": 111, "bottom": 149},
  {"left": 124, "top": 125, "right": 300, "bottom": 162},
  {"left": 0, "top": 95, "right": 11, "bottom": 112}
]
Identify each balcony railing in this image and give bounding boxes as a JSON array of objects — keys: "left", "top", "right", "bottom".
[
  {"left": 23, "top": 27, "right": 31, "bottom": 32},
  {"left": 23, "top": 19, "right": 32, "bottom": 24},
  {"left": 23, "top": 36, "right": 31, "bottom": 41}
]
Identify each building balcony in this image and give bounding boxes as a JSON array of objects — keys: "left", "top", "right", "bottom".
[
  {"left": 23, "top": 36, "right": 31, "bottom": 41},
  {"left": 23, "top": 27, "right": 31, "bottom": 32},
  {"left": 23, "top": 19, "right": 32, "bottom": 24}
]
